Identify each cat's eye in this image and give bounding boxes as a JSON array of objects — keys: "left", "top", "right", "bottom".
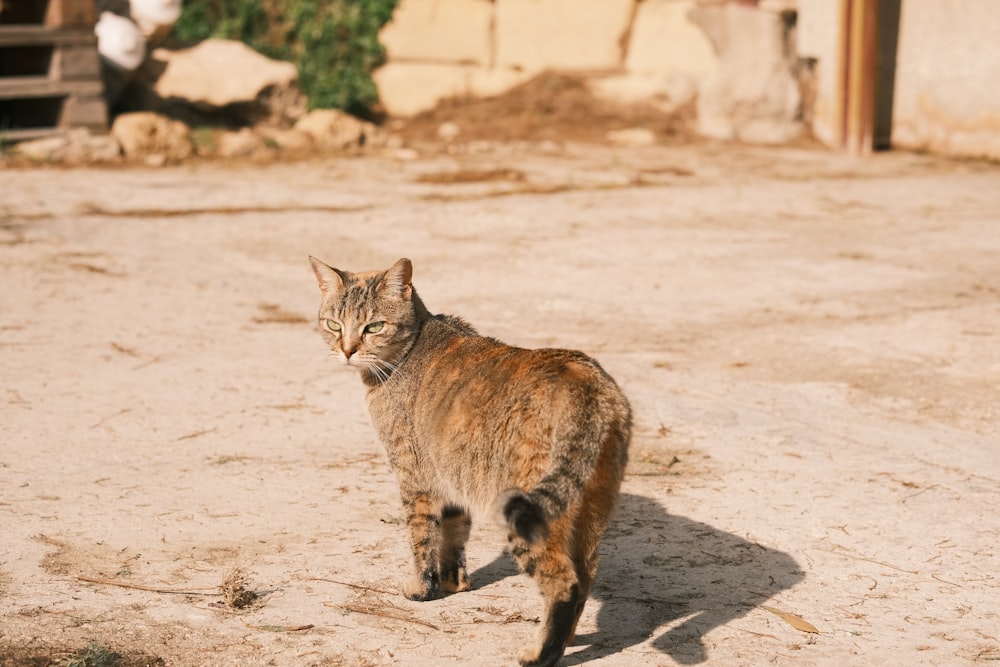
[
  {"left": 364, "top": 321, "right": 385, "bottom": 334},
  {"left": 324, "top": 319, "right": 342, "bottom": 332}
]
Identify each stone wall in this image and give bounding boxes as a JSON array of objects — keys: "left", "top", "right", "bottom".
[
  {"left": 374, "top": 0, "right": 717, "bottom": 117},
  {"left": 377, "top": 0, "right": 1000, "bottom": 159}
]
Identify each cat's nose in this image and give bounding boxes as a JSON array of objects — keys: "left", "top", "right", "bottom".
[{"left": 343, "top": 345, "right": 357, "bottom": 359}]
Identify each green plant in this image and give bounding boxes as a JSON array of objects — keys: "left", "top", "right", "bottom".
[
  {"left": 171, "top": 0, "right": 398, "bottom": 116},
  {"left": 62, "top": 641, "right": 121, "bottom": 667}
]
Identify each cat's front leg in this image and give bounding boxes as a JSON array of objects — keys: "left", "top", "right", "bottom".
[{"left": 400, "top": 490, "right": 442, "bottom": 601}]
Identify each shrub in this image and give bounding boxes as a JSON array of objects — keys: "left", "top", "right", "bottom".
[{"left": 171, "top": 0, "right": 398, "bottom": 116}]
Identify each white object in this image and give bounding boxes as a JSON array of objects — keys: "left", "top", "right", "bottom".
[
  {"left": 129, "top": 0, "right": 183, "bottom": 27},
  {"left": 95, "top": 11, "right": 146, "bottom": 72}
]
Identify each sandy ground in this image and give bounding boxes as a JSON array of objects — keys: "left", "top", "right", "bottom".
[{"left": 1, "top": 143, "right": 999, "bottom": 666}]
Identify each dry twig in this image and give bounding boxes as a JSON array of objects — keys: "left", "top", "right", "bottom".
[
  {"left": 76, "top": 575, "right": 217, "bottom": 596},
  {"left": 325, "top": 603, "right": 440, "bottom": 631}
]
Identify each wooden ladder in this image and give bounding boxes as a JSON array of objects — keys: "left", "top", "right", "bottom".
[{"left": 0, "top": 0, "right": 108, "bottom": 141}]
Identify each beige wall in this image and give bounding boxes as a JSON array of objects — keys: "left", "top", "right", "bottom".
[
  {"left": 892, "top": 1, "right": 1000, "bottom": 160},
  {"left": 799, "top": 0, "right": 1000, "bottom": 159}
]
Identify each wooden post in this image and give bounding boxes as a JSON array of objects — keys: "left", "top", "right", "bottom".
[{"left": 837, "top": 0, "right": 879, "bottom": 154}]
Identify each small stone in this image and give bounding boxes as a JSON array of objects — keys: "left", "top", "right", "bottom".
[
  {"left": 13, "top": 135, "right": 68, "bottom": 162},
  {"left": 436, "top": 121, "right": 461, "bottom": 142},
  {"left": 389, "top": 147, "right": 420, "bottom": 161},
  {"left": 606, "top": 127, "right": 657, "bottom": 147}
]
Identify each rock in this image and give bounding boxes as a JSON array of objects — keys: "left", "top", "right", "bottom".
[
  {"left": 690, "top": 3, "right": 804, "bottom": 144},
  {"left": 294, "top": 109, "right": 379, "bottom": 150},
  {"left": 111, "top": 111, "right": 193, "bottom": 162},
  {"left": 14, "top": 129, "right": 121, "bottom": 163},
  {"left": 14, "top": 135, "right": 75, "bottom": 162},
  {"left": 389, "top": 147, "right": 420, "bottom": 161},
  {"left": 124, "top": 39, "right": 307, "bottom": 126},
  {"left": 436, "top": 121, "right": 461, "bottom": 142},
  {"left": 606, "top": 127, "right": 657, "bottom": 147}
]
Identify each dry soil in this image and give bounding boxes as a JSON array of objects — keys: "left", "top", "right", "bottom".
[{"left": 1, "top": 141, "right": 999, "bottom": 666}]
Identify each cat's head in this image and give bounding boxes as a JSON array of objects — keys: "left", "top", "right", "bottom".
[{"left": 309, "top": 257, "right": 424, "bottom": 385}]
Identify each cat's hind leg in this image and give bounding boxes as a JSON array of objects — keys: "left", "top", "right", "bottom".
[
  {"left": 510, "top": 512, "right": 580, "bottom": 667},
  {"left": 401, "top": 491, "right": 442, "bottom": 601},
  {"left": 567, "top": 432, "right": 626, "bottom": 642},
  {"left": 439, "top": 504, "right": 472, "bottom": 594}
]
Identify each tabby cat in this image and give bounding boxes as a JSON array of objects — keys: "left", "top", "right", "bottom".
[{"left": 309, "top": 257, "right": 631, "bottom": 667}]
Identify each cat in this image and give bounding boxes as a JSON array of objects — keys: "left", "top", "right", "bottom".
[{"left": 309, "top": 256, "right": 631, "bottom": 667}]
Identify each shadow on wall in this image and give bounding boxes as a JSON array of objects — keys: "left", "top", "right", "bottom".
[{"left": 472, "top": 493, "right": 804, "bottom": 665}]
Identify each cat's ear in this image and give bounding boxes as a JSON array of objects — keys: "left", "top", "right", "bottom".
[
  {"left": 309, "top": 256, "right": 346, "bottom": 294},
  {"left": 378, "top": 258, "right": 413, "bottom": 300}
]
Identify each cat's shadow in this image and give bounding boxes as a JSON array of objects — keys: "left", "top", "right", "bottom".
[{"left": 470, "top": 492, "right": 804, "bottom": 665}]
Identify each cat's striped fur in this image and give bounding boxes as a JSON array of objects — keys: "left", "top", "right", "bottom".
[{"left": 310, "top": 257, "right": 631, "bottom": 667}]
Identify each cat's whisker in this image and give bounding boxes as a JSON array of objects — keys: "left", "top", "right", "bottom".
[
  {"left": 371, "top": 357, "right": 403, "bottom": 388},
  {"left": 367, "top": 360, "right": 389, "bottom": 383},
  {"left": 360, "top": 357, "right": 392, "bottom": 382}
]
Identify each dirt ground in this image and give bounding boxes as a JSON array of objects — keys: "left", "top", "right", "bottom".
[{"left": 2, "top": 139, "right": 999, "bottom": 666}]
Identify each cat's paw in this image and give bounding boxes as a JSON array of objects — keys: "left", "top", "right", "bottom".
[
  {"left": 517, "top": 646, "right": 562, "bottom": 667},
  {"left": 403, "top": 572, "right": 440, "bottom": 601},
  {"left": 440, "top": 565, "right": 470, "bottom": 594}
]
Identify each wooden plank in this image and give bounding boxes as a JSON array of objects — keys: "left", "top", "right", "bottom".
[
  {"left": 59, "top": 94, "right": 107, "bottom": 130},
  {"left": 0, "top": 126, "right": 68, "bottom": 142},
  {"left": 53, "top": 43, "right": 103, "bottom": 80},
  {"left": 45, "top": 0, "right": 97, "bottom": 28},
  {"left": 0, "top": 76, "right": 103, "bottom": 100},
  {"left": 0, "top": 26, "right": 97, "bottom": 47}
]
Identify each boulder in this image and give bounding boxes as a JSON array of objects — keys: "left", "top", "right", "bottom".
[
  {"left": 124, "top": 39, "right": 307, "bottom": 126},
  {"left": 111, "top": 111, "right": 193, "bottom": 162}
]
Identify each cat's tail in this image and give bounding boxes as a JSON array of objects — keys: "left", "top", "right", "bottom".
[
  {"left": 495, "top": 488, "right": 551, "bottom": 543},
  {"left": 494, "top": 380, "right": 631, "bottom": 545}
]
